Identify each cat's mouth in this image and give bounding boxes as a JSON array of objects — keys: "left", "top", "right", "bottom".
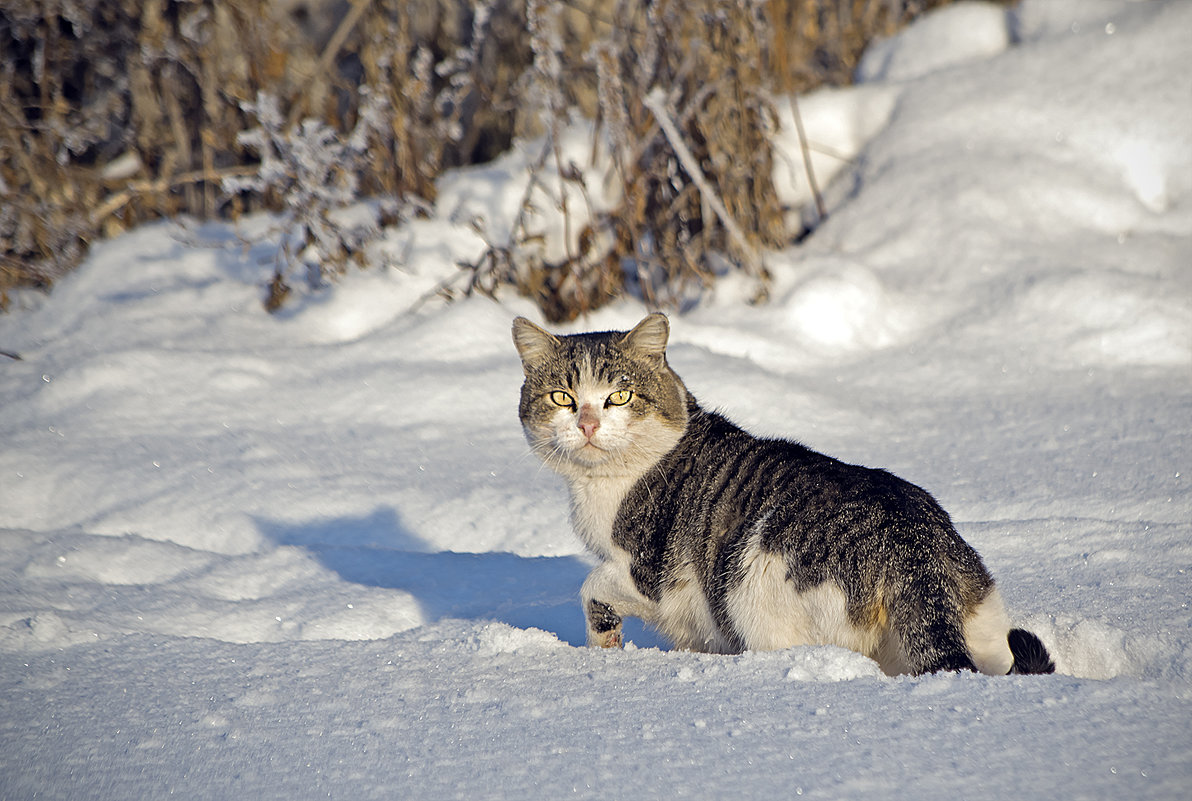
[
  {"left": 571, "top": 440, "right": 611, "bottom": 463},
  {"left": 578, "top": 442, "right": 608, "bottom": 457}
]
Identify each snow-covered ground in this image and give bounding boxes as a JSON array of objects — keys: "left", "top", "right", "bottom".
[{"left": 2, "top": 1, "right": 1190, "bottom": 798}]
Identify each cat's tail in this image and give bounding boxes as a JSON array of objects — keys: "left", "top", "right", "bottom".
[{"left": 1007, "top": 628, "right": 1056, "bottom": 674}]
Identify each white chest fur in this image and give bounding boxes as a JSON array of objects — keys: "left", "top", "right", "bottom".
[{"left": 566, "top": 473, "right": 641, "bottom": 560}]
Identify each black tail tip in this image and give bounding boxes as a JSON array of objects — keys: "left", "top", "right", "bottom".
[{"left": 1007, "top": 628, "right": 1056, "bottom": 675}]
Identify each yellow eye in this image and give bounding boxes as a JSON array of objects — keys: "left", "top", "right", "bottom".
[
  {"left": 606, "top": 389, "right": 633, "bottom": 407},
  {"left": 549, "top": 390, "right": 575, "bottom": 408}
]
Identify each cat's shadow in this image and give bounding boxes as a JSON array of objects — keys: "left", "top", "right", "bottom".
[{"left": 253, "top": 506, "right": 667, "bottom": 649}]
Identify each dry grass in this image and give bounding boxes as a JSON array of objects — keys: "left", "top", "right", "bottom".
[
  {"left": 0, "top": 0, "right": 310, "bottom": 306},
  {"left": 0, "top": 0, "right": 1006, "bottom": 316}
]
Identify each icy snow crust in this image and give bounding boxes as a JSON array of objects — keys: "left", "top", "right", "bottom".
[{"left": 1, "top": 1, "right": 1190, "bottom": 798}]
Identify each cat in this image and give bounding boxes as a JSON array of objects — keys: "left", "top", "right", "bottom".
[{"left": 512, "top": 312, "right": 1056, "bottom": 676}]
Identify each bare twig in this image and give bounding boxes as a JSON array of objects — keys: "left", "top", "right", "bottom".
[
  {"left": 287, "top": 0, "right": 375, "bottom": 128},
  {"left": 91, "top": 165, "right": 260, "bottom": 226},
  {"left": 789, "top": 93, "right": 827, "bottom": 222},
  {"left": 642, "top": 87, "right": 763, "bottom": 277}
]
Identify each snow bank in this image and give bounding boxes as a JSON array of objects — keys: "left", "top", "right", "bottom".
[
  {"left": 1, "top": 1, "right": 1189, "bottom": 798},
  {"left": 857, "top": 1, "right": 1011, "bottom": 83}
]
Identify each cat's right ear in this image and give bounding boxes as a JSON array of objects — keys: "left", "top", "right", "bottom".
[{"left": 512, "top": 317, "right": 560, "bottom": 372}]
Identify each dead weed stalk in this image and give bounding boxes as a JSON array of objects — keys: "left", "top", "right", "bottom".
[{"left": 2, "top": 0, "right": 995, "bottom": 316}]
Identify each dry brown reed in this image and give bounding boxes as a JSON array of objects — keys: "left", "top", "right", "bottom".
[{"left": 0, "top": 0, "right": 1002, "bottom": 316}]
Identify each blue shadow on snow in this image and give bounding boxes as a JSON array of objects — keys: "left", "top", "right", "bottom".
[{"left": 254, "top": 506, "right": 667, "bottom": 648}]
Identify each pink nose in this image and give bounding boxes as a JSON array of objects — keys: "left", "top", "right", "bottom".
[{"left": 578, "top": 404, "right": 600, "bottom": 439}]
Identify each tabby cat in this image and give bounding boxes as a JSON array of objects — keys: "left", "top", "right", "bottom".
[{"left": 512, "top": 313, "right": 1055, "bottom": 675}]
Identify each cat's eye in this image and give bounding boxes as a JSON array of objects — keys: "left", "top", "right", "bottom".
[
  {"left": 549, "top": 390, "right": 575, "bottom": 408},
  {"left": 606, "top": 389, "right": 633, "bottom": 407}
]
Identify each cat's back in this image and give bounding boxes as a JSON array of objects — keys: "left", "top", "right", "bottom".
[
  {"left": 616, "top": 401, "right": 981, "bottom": 589},
  {"left": 640, "top": 403, "right": 911, "bottom": 522}
]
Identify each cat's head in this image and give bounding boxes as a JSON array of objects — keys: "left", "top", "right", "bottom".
[{"left": 512, "top": 313, "right": 689, "bottom": 478}]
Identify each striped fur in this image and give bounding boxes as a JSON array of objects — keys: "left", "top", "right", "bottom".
[{"left": 513, "top": 313, "right": 1055, "bottom": 676}]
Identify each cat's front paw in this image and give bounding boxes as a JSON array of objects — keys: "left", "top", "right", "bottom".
[
  {"left": 589, "top": 628, "right": 623, "bottom": 648},
  {"left": 586, "top": 599, "right": 624, "bottom": 648}
]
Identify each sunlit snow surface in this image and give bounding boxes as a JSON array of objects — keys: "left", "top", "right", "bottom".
[{"left": 2, "top": 1, "right": 1190, "bottom": 798}]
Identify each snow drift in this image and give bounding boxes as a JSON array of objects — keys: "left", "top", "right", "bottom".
[{"left": 1, "top": 2, "right": 1189, "bottom": 799}]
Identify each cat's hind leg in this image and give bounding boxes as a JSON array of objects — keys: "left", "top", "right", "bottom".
[
  {"left": 883, "top": 569, "right": 981, "bottom": 675},
  {"left": 962, "top": 588, "right": 1015, "bottom": 675},
  {"left": 580, "top": 557, "right": 656, "bottom": 648},
  {"left": 883, "top": 585, "right": 1054, "bottom": 676}
]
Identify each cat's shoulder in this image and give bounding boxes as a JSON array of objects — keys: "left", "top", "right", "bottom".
[{"left": 680, "top": 402, "right": 823, "bottom": 463}]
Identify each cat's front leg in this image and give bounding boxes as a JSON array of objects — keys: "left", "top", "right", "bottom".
[
  {"left": 586, "top": 599, "right": 623, "bottom": 648},
  {"left": 581, "top": 558, "right": 655, "bottom": 649}
]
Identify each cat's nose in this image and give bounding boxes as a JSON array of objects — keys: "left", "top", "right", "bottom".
[{"left": 578, "top": 404, "right": 600, "bottom": 439}]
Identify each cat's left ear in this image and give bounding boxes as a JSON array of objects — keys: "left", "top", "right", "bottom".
[
  {"left": 512, "top": 317, "right": 560, "bottom": 372},
  {"left": 621, "top": 312, "right": 670, "bottom": 363}
]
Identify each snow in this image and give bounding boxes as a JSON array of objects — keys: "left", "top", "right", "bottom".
[
  {"left": 856, "top": 1, "right": 1011, "bottom": 83},
  {"left": 1, "top": 1, "right": 1190, "bottom": 798}
]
